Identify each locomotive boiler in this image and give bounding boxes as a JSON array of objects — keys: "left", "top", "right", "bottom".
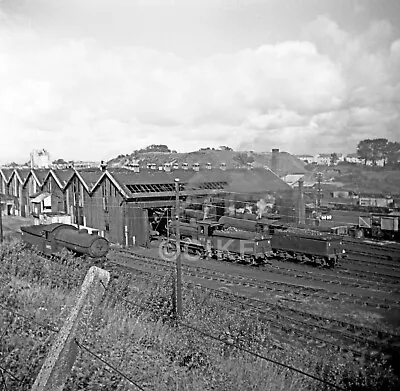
[{"left": 21, "top": 223, "right": 110, "bottom": 258}]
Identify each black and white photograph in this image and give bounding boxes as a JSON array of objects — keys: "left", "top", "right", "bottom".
[{"left": 0, "top": 1, "right": 400, "bottom": 390}]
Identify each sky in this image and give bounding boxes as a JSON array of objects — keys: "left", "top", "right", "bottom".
[{"left": 0, "top": 0, "right": 399, "bottom": 164}]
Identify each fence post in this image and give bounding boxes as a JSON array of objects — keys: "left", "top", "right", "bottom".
[{"left": 31, "top": 266, "right": 110, "bottom": 391}]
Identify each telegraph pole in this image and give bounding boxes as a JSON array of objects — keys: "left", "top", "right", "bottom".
[
  {"left": 316, "top": 172, "right": 322, "bottom": 211},
  {"left": 174, "top": 178, "right": 183, "bottom": 318}
]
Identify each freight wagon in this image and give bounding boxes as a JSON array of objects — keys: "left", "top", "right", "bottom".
[{"left": 357, "top": 214, "right": 400, "bottom": 241}]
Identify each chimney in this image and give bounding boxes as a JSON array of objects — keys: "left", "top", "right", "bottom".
[
  {"left": 164, "top": 163, "right": 171, "bottom": 172},
  {"left": 271, "top": 148, "right": 279, "bottom": 174},
  {"left": 206, "top": 162, "right": 212, "bottom": 170},
  {"left": 132, "top": 163, "right": 140, "bottom": 173},
  {"left": 100, "top": 160, "right": 107, "bottom": 172},
  {"left": 192, "top": 163, "right": 200, "bottom": 172},
  {"left": 182, "top": 163, "right": 189, "bottom": 171},
  {"left": 220, "top": 162, "right": 226, "bottom": 171},
  {"left": 297, "top": 178, "right": 305, "bottom": 225}
]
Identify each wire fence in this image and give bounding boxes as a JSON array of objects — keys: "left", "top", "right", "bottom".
[
  {"left": 0, "top": 299, "right": 149, "bottom": 391},
  {"left": 0, "top": 264, "right": 349, "bottom": 391},
  {"left": 0, "top": 231, "right": 356, "bottom": 391}
]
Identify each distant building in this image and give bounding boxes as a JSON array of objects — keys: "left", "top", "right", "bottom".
[
  {"left": 345, "top": 153, "right": 363, "bottom": 164},
  {"left": 295, "top": 154, "right": 344, "bottom": 166},
  {"left": 315, "top": 154, "right": 332, "bottom": 165},
  {"left": 71, "top": 161, "right": 101, "bottom": 170},
  {"left": 295, "top": 155, "right": 316, "bottom": 164},
  {"left": 30, "top": 149, "right": 51, "bottom": 169}
]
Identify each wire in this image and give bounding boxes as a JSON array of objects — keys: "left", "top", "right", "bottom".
[
  {"left": 0, "top": 246, "right": 346, "bottom": 390},
  {"left": 0, "top": 369, "right": 8, "bottom": 391},
  {"left": 0, "top": 365, "right": 20, "bottom": 383},
  {"left": 75, "top": 339, "right": 147, "bottom": 391},
  {"left": 179, "top": 322, "right": 347, "bottom": 391},
  {"left": 0, "top": 302, "right": 59, "bottom": 333},
  {"left": 101, "top": 268, "right": 347, "bottom": 391}
]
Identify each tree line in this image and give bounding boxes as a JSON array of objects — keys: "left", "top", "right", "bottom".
[{"left": 357, "top": 138, "right": 400, "bottom": 166}]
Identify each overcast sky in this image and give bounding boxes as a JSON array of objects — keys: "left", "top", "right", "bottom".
[{"left": 0, "top": 0, "right": 399, "bottom": 164}]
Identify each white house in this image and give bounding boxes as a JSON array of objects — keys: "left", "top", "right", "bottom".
[{"left": 295, "top": 155, "right": 316, "bottom": 164}]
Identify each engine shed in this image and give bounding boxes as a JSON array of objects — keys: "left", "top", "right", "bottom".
[{"left": 87, "top": 168, "right": 230, "bottom": 247}]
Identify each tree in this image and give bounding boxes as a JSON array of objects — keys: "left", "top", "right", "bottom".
[
  {"left": 330, "top": 153, "right": 339, "bottom": 165},
  {"left": 371, "top": 138, "right": 388, "bottom": 165},
  {"left": 357, "top": 139, "right": 374, "bottom": 165},
  {"left": 53, "top": 158, "right": 67, "bottom": 164},
  {"left": 234, "top": 153, "right": 255, "bottom": 166},
  {"left": 386, "top": 141, "right": 400, "bottom": 166},
  {"left": 357, "top": 138, "right": 389, "bottom": 165},
  {"left": 143, "top": 145, "right": 171, "bottom": 153}
]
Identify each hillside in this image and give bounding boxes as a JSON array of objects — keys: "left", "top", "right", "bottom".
[
  {"left": 108, "top": 148, "right": 307, "bottom": 177},
  {"left": 308, "top": 164, "right": 400, "bottom": 196}
]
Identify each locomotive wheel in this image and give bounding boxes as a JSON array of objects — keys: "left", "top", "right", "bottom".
[{"left": 163, "top": 242, "right": 177, "bottom": 254}]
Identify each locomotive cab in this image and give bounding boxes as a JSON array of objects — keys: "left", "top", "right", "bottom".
[{"left": 197, "top": 221, "right": 220, "bottom": 240}]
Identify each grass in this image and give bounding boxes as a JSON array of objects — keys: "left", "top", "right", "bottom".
[
  {"left": 326, "top": 164, "right": 400, "bottom": 195},
  {"left": 0, "top": 239, "right": 399, "bottom": 390}
]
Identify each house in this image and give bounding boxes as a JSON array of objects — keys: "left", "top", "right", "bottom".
[
  {"left": 295, "top": 155, "right": 316, "bottom": 164},
  {"left": 366, "top": 159, "right": 385, "bottom": 167},
  {"left": 315, "top": 154, "right": 332, "bottom": 166},
  {"left": 345, "top": 153, "right": 363, "bottom": 164}
]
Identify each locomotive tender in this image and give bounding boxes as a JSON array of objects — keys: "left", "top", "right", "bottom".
[
  {"left": 166, "top": 215, "right": 345, "bottom": 267},
  {"left": 21, "top": 223, "right": 110, "bottom": 258}
]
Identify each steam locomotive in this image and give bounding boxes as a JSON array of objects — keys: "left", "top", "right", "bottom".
[
  {"left": 164, "top": 214, "right": 345, "bottom": 268},
  {"left": 20, "top": 223, "right": 110, "bottom": 259}
]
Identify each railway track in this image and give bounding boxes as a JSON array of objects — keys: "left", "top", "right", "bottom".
[
  {"left": 260, "top": 262, "right": 400, "bottom": 294},
  {"left": 30, "top": 246, "right": 400, "bottom": 360},
  {"left": 106, "top": 251, "right": 400, "bottom": 358},
  {"left": 343, "top": 238, "right": 400, "bottom": 262},
  {"left": 111, "top": 249, "right": 400, "bottom": 310},
  {"left": 346, "top": 256, "right": 400, "bottom": 276}
]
